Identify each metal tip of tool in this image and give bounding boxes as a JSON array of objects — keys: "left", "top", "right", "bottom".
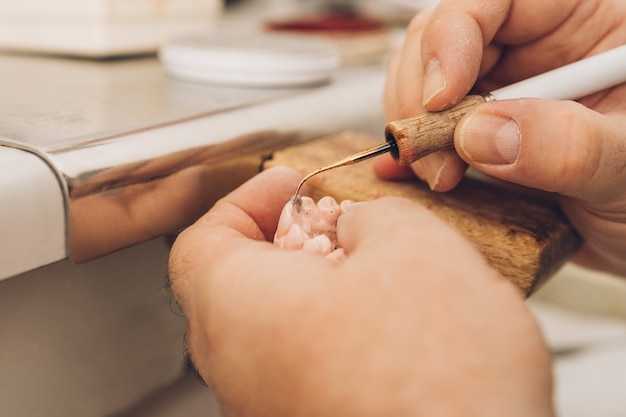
[
  {"left": 291, "top": 169, "right": 318, "bottom": 211},
  {"left": 290, "top": 141, "right": 393, "bottom": 204},
  {"left": 292, "top": 178, "right": 307, "bottom": 202},
  {"left": 292, "top": 194, "right": 303, "bottom": 212}
]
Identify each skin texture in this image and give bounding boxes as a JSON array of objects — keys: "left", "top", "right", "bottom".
[
  {"left": 377, "top": 0, "right": 626, "bottom": 276},
  {"left": 169, "top": 166, "right": 555, "bottom": 417}
]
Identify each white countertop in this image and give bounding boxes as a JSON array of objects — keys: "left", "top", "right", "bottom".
[
  {"left": 0, "top": 147, "right": 65, "bottom": 278},
  {"left": 0, "top": 50, "right": 386, "bottom": 280}
]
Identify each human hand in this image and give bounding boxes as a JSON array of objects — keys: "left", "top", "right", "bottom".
[
  {"left": 168, "top": 166, "right": 554, "bottom": 417},
  {"left": 378, "top": 0, "right": 626, "bottom": 276}
]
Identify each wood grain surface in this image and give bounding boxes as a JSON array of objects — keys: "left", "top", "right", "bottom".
[{"left": 263, "top": 131, "right": 582, "bottom": 296}]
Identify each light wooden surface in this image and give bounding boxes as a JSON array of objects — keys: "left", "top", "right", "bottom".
[{"left": 264, "top": 131, "right": 582, "bottom": 296}]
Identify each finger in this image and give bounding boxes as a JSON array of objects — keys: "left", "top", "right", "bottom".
[
  {"left": 373, "top": 153, "right": 415, "bottom": 181},
  {"left": 494, "top": 0, "right": 576, "bottom": 44},
  {"left": 483, "top": 0, "right": 609, "bottom": 90},
  {"left": 167, "top": 166, "right": 328, "bottom": 294},
  {"left": 372, "top": 149, "right": 467, "bottom": 191},
  {"left": 380, "top": 9, "right": 463, "bottom": 189},
  {"left": 170, "top": 205, "right": 334, "bottom": 394},
  {"left": 336, "top": 197, "right": 495, "bottom": 279},
  {"left": 419, "top": 0, "right": 511, "bottom": 110},
  {"left": 197, "top": 165, "right": 303, "bottom": 241},
  {"left": 455, "top": 99, "right": 626, "bottom": 203},
  {"left": 168, "top": 166, "right": 302, "bottom": 303},
  {"left": 420, "top": 0, "right": 579, "bottom": 110},
  {"left": 409, "top": 150, "right": 468, "bottom": 192}
]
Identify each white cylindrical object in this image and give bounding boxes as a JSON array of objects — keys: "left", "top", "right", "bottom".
[
  {"left": 490, "top": 44, "right": 626, "bottom": 101},
  {"left": 160, "top": 32, "right": 342, "bottom": 88}
]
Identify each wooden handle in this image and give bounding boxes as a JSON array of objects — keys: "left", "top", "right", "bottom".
[{"left": 385, "top": 95, "right": 486, "bottom": 165}]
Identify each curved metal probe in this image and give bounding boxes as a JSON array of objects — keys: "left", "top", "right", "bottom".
[{"left": 291, "top": 141, "right": 393, "bottom": 208}]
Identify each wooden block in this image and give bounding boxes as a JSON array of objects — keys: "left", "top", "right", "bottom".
[{"left": 263, "top": 131, "right": 582, "bottom": 296}]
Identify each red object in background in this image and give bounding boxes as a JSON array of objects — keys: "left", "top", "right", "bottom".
[
  {"left": 265, "top": 12, "right": 387, "bottom": 34},
  {"left": 265, "top": 13, "right": 391, "bottom": 64}
]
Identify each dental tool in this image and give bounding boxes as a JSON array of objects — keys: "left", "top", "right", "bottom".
[{"left": 292, "top": 44, "right": 626, "bottom": 203}]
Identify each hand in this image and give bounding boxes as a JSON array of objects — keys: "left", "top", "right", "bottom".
[
  {"left": 379, "top": 0, "right": 626, "bottom": 276},
  {"left": 168, "top": 166, "right": 554, "bottom": 417}
]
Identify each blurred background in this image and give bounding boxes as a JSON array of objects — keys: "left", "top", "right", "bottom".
[{"left": 0, "top": 1, "right": 625, "bottom": 416}]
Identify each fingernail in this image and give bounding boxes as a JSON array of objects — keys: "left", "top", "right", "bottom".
[
  {"left": 421, "top": 152, "right": 448, "bottom": 190},
  {"left": 422, "top": 58, "right": 446, "bottom": 107},
  {"left": 459, "top": 112, "right": 521, "bottom": 165}
]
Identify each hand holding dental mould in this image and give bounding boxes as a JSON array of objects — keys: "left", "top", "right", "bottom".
[
  {"left": 168, "top": 167, "right": 554, "bottom": 417},
  {"left": 378, "top": 0, "right": 626, "bottom": 277},
  {"left": 167, "top": 0, "right": 626, "bottom": 415}
]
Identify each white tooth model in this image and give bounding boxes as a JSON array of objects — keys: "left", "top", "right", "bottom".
[{"left": 274, "top": 196, "right": 355, "bottom": 261}]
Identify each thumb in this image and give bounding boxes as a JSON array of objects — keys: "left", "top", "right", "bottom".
[
  {"left": 336, "top": 197, "right": 496, "bottom": 281},
  {"left": 454, "top": 99, "right": 626, "bottom": 204}
]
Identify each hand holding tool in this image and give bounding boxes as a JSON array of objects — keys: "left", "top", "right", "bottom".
[{"left": 292, "top": 44, "right": 626, "bottom": 202}]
